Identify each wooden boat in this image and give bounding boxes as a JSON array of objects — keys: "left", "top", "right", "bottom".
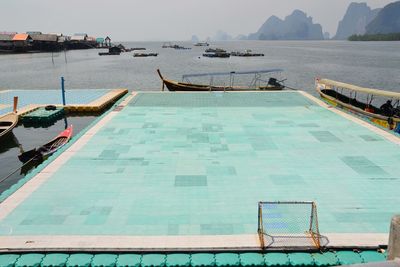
[
  {"left": 205, "top": 48, "right": 226, "bottom": 53},
  {"left": 133, "top": 52, "right": 158, "bottom": 57},
  {"left": 157, "top": 69, "right": 285, "bottom": 92},
  {"left": 194, "top": 42, "right": 209, "bottom": 47},
  {"left": 18, "top": 125, "right": 73, "bottom": 163},
  {"left": 203, "top": 52, "right": 230, "bottom": 58},
  {"left": 316, "top": 78, "right": 400, "bottom": 132},
  {"left": 0, "top": 112, "right": 18, "bottom": 140},
  {"left": 173, "top": 45, "right": 191, "bottom": 50},
  {"left": 231, "top": 50, "right": 264, "bottom": 57},
  {"left": 203, "top": 48, "right": 230, "bottom": 58}
]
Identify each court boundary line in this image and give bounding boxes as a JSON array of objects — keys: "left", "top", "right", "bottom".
[{"left": 0, "top": 91, "right": 393, "bottom": 251}]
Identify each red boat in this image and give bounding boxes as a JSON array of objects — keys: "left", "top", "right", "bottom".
[{"left": 18, "top": 125, "right": 73, "bottom": 163}]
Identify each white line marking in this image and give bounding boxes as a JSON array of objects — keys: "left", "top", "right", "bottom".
[{"left": 0, "top": 233, "right": 387, "bottom": 251}]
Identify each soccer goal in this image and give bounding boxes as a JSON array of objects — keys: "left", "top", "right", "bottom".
[{"left": 258, "top": 201, "right": 324, "bottom": 249}]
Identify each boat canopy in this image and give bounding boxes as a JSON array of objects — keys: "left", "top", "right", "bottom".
[
  {"left": 319, "top": 79, "right": 400, "bottom": 99},
  {"left": 182, "top": 69, "right": 284, "bottom": 79}
]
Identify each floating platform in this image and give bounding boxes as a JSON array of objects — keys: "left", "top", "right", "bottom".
[
  {"left": 21, "top": 107, "right": 64, "bottom": 125},
  {"left": 0, "top": 250, "right": 387, "bottom": 266},
  {"left": 0, "top": 91, "right": 399, "bottom": 253},
  {"left": 0, "top": 88, "right": 128, "bottom": 116}
]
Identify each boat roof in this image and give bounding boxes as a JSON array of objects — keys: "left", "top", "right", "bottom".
[
  {"left": 182, "top": 69, "right": 284, "bottom": 79},
  {"left": 319, "top": 78, "right": 400, "bottom": 99}
]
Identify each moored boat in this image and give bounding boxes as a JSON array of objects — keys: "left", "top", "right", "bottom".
[
  {"left": 0, "top": 112, "right": 18, "bottom": 140},
  {"left": 231, "top": 49, "right": 264, "bottom": 57},
  {"left": 18, "top": 125, "right": 73, "bottom": 163},
  {"left": 133, "top": 52, "right": 158, "bottom": 57},
  {"left": 173, "top": 45, "right": 191, "bottom": 50},
  {"left": 203, "top": 48, "right": 230, "bottom": 58},
  {"left": 194, "top": 42, "right": 210, "bottom": 46},
  {"left": 316, "top": 78, "right": 400, "bottom": 132},
  {"left": 157, "top": 69, "right": 285, "bottom": 92},
  {"left": 205, "top": 48, "right": 226, "bottom": 53}
]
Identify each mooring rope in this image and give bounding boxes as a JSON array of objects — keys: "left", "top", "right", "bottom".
[{"left": 0, "top": 156, "right": 39, "bottom": 185}]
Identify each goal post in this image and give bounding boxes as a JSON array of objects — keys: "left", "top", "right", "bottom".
[{"left": 258, "top": 201, "right": 323, "bottom": 249}]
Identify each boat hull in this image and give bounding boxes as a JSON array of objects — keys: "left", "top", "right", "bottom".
[
  {"left": 316, "top": 82, "right": 400, "bottom": 133},
  {"left": 0, "top": 113, "right": 18, "bottom": 139},
  {"left": 18, "top": 126, "right": 73, "bottom": 163},
  {"left": 164, "top": 79, "right": 283, "bottom": 92},
  {"left": 157, "top": 69, "right": 284, "bottom": 92},
  {"left": 98, "top": 52, "right": 121, "bottom": 56}
]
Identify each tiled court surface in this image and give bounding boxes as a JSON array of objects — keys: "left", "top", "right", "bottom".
[{"left": 0, "top": 91, "right": 399, "bottom": 251}]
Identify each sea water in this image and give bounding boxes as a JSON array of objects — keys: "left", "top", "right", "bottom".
[{"left": 0, "top": 40, "right": 399, "bottom": 93}]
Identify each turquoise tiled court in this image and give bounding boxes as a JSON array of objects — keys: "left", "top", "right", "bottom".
[
  {"left": 0, "top": 89, "right": 111, "bottom": 115},
  {"left": 0, "top": 92, "right": 399, "bottom": 236}
]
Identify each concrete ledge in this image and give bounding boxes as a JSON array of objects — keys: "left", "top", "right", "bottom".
[{"left": 0, "top": 233, "right": 388, "bottom": 252}]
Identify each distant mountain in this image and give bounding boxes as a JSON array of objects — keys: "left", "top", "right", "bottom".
[
  {"left": 334, "top": 2, "right": 381, "bottom": 40},
  {"left": 211, "top": 30, "right": 233, "bottom": 41},
  {"left": 248, "top": 10, "right": 324, "bottom": 40},
  {"left": 234, "top": 34, "right": 248, "bottom": 40},
  {"left": 366, "top": 1, "right": 400, "bottom": 34},
  {"left": 191, "top": 35, "right": 199, "bottom": 43}
]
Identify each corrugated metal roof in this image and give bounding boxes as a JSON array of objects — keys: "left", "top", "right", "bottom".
[
  {"left": 12, "top": 33, "right": 30, "bottom": 41},
  {"left": 49, "top": 33, "right": 63, "bottom": 37},
  {"left": 26, "top": 31, "right": 42, "bottom": 35},
  {"left": 96, "top": 37, "right": 105, "bottom": 43},
  {"left": 74, "top": 33, "right": 88, "bottom": 37},
  {"left": 0, "top": 31, "right": 17, "bottom": 35},
  {"left": 70, "top": 35, "right": 86, "bottom": 41},
  {"left": 0, "top": 34, "right": 15, "bottom": 41},
  {"left": 31, "top": 34, "right": 58, "bottom": 42}
]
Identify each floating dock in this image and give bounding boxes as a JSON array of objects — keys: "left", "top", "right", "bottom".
[
  {"left": 0, "top": 88, "right": 128, "bottom": 117},
  {"left": 0, "top": 250, "right": 387, "bottom": 266},
  {"left": 0, "top": 91, "right": 399, "bottom": 255},
  {"left": 21, "top": 107, "right": 65, "bottom": 125}
]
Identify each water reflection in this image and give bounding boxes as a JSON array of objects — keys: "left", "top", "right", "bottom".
[
  {"left": 0, "top": 133, "right": 19, "bottom": 154},
  {"left": 0, "top": 115, "right": 97, "bottom": 194}
]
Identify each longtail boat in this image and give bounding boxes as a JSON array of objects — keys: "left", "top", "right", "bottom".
[
  {"left": 316, "top": 78, "right": 400, "bottom": 132},
  {"left": 18, "top": 125, "right": 73, "bottom": 163},
  {"left": 133, "top": 52, "right": 158, "bottom": 57},
  {"left": 0, "top": 112, "right": 18, "bottom": 140},
  {"left": 194, "top": 42, "right": 209, "bottom": 46},
  {"left": 157, "top": 69, "right": 285, "bottom": 92}
]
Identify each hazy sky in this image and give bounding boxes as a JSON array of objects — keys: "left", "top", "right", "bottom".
[{"left": 0, "top": 0, "right": 394, "bottom": 41}]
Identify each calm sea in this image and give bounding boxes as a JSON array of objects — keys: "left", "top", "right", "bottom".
[
  {"left": 0, "top": 40, "right": 399, "bottom": 193},
  {"left": 0, "top": 41, "right": 399, "bottom": 94}
]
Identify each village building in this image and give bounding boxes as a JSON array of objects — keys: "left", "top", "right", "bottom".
[
  {"left": 0, "top": 33, "right": 15, "bottom": 52},
  {"left": 30, "top": 33, "right": 61, "bottom": 51},
  {"left": 12, "top": 33, "right": 32, "bottom": 52}
]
